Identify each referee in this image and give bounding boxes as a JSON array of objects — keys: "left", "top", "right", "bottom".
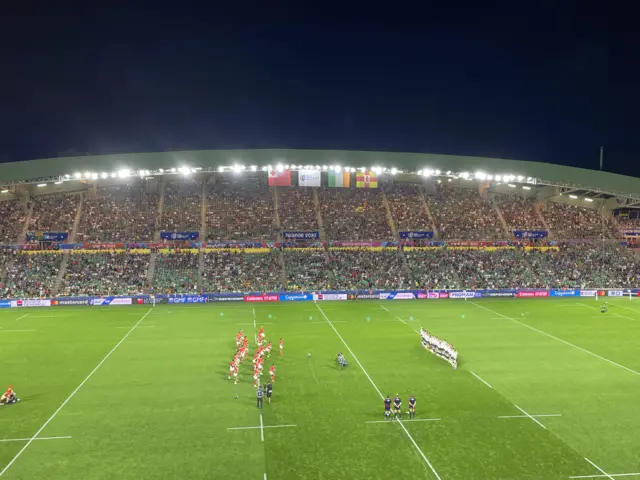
[{"left": 256, "top": 386, "right": 264, "bottom": 409}]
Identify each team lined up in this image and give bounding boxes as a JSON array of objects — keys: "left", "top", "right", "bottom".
[{"left": 228, "top": 327, "right": 282, "bottom": 389}]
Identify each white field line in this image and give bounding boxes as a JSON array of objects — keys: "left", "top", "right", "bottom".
[
  {"left": 366, "top": 418, "right": 441, "bottom": 424},
  {"left": 514, "top": 404, "right": 546, "bottom": 430},
  {"left": 237, "top": 322, "right": 273, "bottom": 326},
  {"left": 264, "top": 474, "right": 267, "bottom": 480},
  {"left": 579, "top": 303, "right": 635, "bottom": 321},
  {"left": 396, "top": 316, "right": 408, "bottom": 325},
  {"left": 315, "top": 304, "right": 442, "bottom": 480},
  {"left": 570, "top": 473, "right": 640, "bottom": 478},
  {"left": 308, "top": 320, "right": 348, "bottom": 324},
  {"left": 498, "top": 414, "right": 561, "bottom": 419},
  {"left": 0, "top": 436, "right": 71, "bottom": 443},
  {"left": 259, "top": 414, "right": 264, "bottom": 442},
  {"left": 615, "top": 304, "right": 640, "bottom": 316},
  {"left": 380, "top": 305, "right": 390, "bottom": 312},
  {"left": 115, "top": 325, "right": 155, "bottom": 329},
  {"left": 470, "top": 371, "right": 493, "bottom": 389},
  {"left": 20, "top": 315, "right": 60, "bottom": 319},
  {"left": 471, "top": 302, "right": 640, "bottom": 378},
  {"left": 0, "top": 308, "right": 153, "bottom": 478},
  {"left": 14, "top": 314, "right": 29, "bottom": 321},
  {"left": 584, "top": 458, "right": 615, "bottom": 480},
  {"left": 226, "top": 424, "right": 297, "bottom": 431},
  {"left": 0, "top": 329, "right": 36, "bottom": 333},
  {"left": 252, "top": 308, "right": 257, "bottom": 344}
]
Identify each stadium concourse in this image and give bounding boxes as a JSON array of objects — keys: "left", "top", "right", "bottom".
[{"left": 0, "top": 174, "right": 637, "bottom": 296}]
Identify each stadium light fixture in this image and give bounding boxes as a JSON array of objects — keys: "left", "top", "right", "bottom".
[
  {"left": 250, "top": 165, "right": 257, "bottom": 172},
  {"left": 569, "top": 194, "right": 578, "bottom": 199},
  {"left": 170, "top": 167, "right": 176, "bottom": 173},
  {"left": 314, "top": 165, "right": 321, "bottom": 170},
  {"left": 460, "top": 172, "right": 469, "bottom": 178},
  {"left": 284, "top": 164, "right": 290, "bottom": 170},
  {"left": 37, "top": 183, "right": 46, "bottom": 187},
  {"left": 494, "top": 175, "right": 502, "bottom": 182},
  {"left": 446, "top": 171, "right": 452, "bottom": 175},
  {"left": 475, "top": 171, "right": 487, "bottom": 180},
  {"left": 118, "top": 169, "right": 131, "bottom": 178},
  {"left": 390, "top": 167, "right": 398, "bottom": 175},
  {"left": 233, "top": 164, "right": 242, "bottom": 173},
  {"left": 522, "top": 186, "right": 531, "bottom": 190},
  {"left": 90, "top": 172, "right": 98, "bottom": 179},
  {"left": 486, "top": 174, "right": 493, "bottom": 181},
  {"left": 335, "top": 165, "right": 342, "bottom": 173},
  {"left": 417, "top": 170, "right": 423, "bottom": 176},
  {"left": 434, "top": 169, "right": 441, "bottom": 175},
  {"left": 83, "top": 171, "right": 90, "bottom": 178},
  {"left": 1, "top": 189, "right": 8, "bottom": 193},
  {"left": 585, "top": 197, "right": 594, "bottom": 202},
  {"left": 276, "top": 164, "right": 284, "bottom": 173},
  {"left": 322, "top": 165, "right": 328, "bottom": 171},
  {"left": 74, "top": 172, "right": 81, "bottom": 179},
  {"left": 64, "top": 174, "right": 70, "bottom": 179},
  {"left": 516, "top": 175, "right": 524, "bottom": 182},
  {"left": 261, "top": 166, "right": 268, "bottom": 172},
  {"left": 109, "top": 172, "right": 117, "bottom": 178},
  {"left": 54, "top": 181, "right": 63, "bottom": 185},
  {"left": 508, "top": 184, "right": 516, "bottom": 188},
  {"left": 447, "top": 178, "right": 452, "bottom": 182}
]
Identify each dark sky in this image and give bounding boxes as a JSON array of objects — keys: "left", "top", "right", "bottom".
[{"left": 2, "top": 3, "right": 638, "bottom": 177}]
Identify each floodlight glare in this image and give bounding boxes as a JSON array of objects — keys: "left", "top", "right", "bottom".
[
  {"left": 390, "top": 167, "right": 398, "bottom": 175},
  {"left": 434, "top": 169, "right": 441, "bottom": 175},
  {"left": 495, "top": 175, "right": 502, "bottom": 182},
  {"left": 100, "top": 172, "right": 108, "bottom": 179},
  {"left": 54, "top": 181, "right": 63, "bottom": 185},
  {"left": 118, "top": 169, "right": 130, "bottom": 178},
  {"left": 516, "top": 175, "right": 524, "bottom": 182},
  {"left": 569, "top": 194, "right": 578, "bottom": 199},
  {"left": 475, "top": 171, "right": 487, "bottom": 180},
  {"left": 322, "top": 165, "right": 328, "bottom": 170},
  {"left": 37, "top": 183, "right": 46, "bottom": 187},
  {"left": 74, "top": 172, "right": 81, "bottom": 179},
  {"left": 508, "top": 184, "right": 516, "bottom": 188},
  {"left": 335, "top": 165, "right": 342, "bottom": 173},
  {"left": 261, "top": 166, "right": 268, "bottom": 172},
  {"left": 1, "top": 189, "right": 8, "bottom": 193},
  {"left": 90, "top": 172, "right": 98, "bottom": 179},
  {"left": 585, "top": 197, "right": 594, "bottom": 202},
  {"left": 276, "top": 164, "right": 284, "bottom": 173},
  {"left": 170, "top": 167, "right": 177, "bottom": 173},
  {"left": 64, "top": 174, "right": 71, "bottom": 179},
  {"left": 250, "top": 165, "right": 257, "bottom": 171},
  {"left": 522, "top": 186, "right": 531, "bottom": 190}
]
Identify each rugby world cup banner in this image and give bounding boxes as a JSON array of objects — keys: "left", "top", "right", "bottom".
[
  {"left": 279, "top": 293, "right": 313, "bottom": 302},
  {"left": 399, "top": 231, "right": 434, "bottom": 240},
  {"left": 298, "top": 170, "right": 321, "bottom": 187},
  {"left": 90, "top": 297, "right": 132, "bottom": 306},
  {"left": 160, "top": 232, "right": 199, "bottom": 241},
  {"left": 26, "top": 232, "right": 69, "bottom": 242},
  {"left": 513, "top": 230, "right": 548, "bottom": 239},
  {"left": 282, "top": 231, "right": 320, "bottom": 240}
]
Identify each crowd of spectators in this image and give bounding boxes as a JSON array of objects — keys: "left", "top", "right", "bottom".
[
  {"left": 541, "top": 202, "right": 616, "bottom": 239},
  {"left": 153, "top": 251, "right": 199, "bottom": 294},
  {"left": 0, "top": 253, "right": 62, "bottom": 298},
  {"left": 202, "top": 251, "right": 282, "bottom": 292},
  {"left": 77, "top": 186, "right": 158, "bottom": 242},
  {"left": 29, "top": 193, "right": 79, "bottom": 233},
  {"left": 615, "top": 214, "right": 640, "bottom": 231},
  {"left": 206, "top": 183, "right": 276, "bottom": 241},
  {"left": 385, "top": 183, "right": 432, "bottom": 232},
  {"left": 494, "top": 195, "right": 544, "bottom": 232},
  {"left": 278, "top": 188, "right": 318, "bottom": 231},
  {"left": 160, "top": 182, "right": 202, "bottom": 233},
  {"left": 319, "top": 189, "right": 392, "bottom": 240},
  {"left": 405, "top": 249, "right": 463, "bottom": 289},
  {"left": 284, "top": 250, "right": 330, "bottom": 290},
  {"left": 428, "top": 185, "right": 504, "bottom": 240},
  {"left": 0, "top": 200, "right": 27, "bottom": 243},
  {"left": 328, "top": 249, "right": 408, "bottom": 289},
  {"left": 59, "top": 252, "right": 149, "bottom": 296}
]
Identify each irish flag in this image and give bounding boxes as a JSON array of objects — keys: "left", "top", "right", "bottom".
[
  {"left": 356, "top": 171, "right": 378, "bottom": 188},
  {"left": 328, "top": 171, "right": 351, "bottom": 188}
]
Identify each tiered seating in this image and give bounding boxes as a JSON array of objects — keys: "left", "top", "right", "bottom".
[
  {"left": 278, "top": 188, "right": 318, "bottom": 231},
  {"left": 153, "top": 251, "right": 199, "bottom": 294},
  {"left": 1, "top": 253, "right": 62, "bottom": 298},
  {"left": 404, "top": 249, "right": 462, "bottom": 289},
  {"left": 202, "top": 251, "right": 282, "bottom": 292},
  {"left": 77, "top": 185, "right": 158, "bottom": 242},
  {"left": 285, "top": 250, "right": 330, "bottom": 290},
  {"left": 385, "top": 183, "right": 431, "bottom": 232},
  {"left": 542, "top": 203, "right": 615, "bottom": 239},
  {"left": 0, "top": 200, "right": 27, "bottom": 243},
  {"left": 206, "top": 184, "right": 275, "bottom": 241},
  {"left": 160, "top": 182, "right": 201, "bottom": 232},
  {"left": 616, "top": 215, "right": 640, "bottom": 231},
  {"left": 29, "top": 193, "right": 79, "bottom": 233},
  {"left": 328, "top": 249, "right": 408, "bottom": 289},
  {"left": 59, "top": 252, "right": 149, "bottom": 296},
  {"left": 427, "top": 185, "right": 503, "bottom": 240},
  {"left": 319, "top": 189, "right": 392, "bottom": 240},
  {"left": 494, "top": 195, "right": 544, "bottom": 231}
]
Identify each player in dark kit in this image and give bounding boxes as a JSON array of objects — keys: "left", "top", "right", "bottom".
[
  {"left": 393, "top": 394, "right": 402, "bottom": 419},
  {"left": 601, "top": 302, "right": 608, "bottom": 313},
  {"left": 408, "top": 395, "right": 417, "bottom": 418},
  {"left": 266, "top": 382, "right": 273, "bottom": 404},
  {"left": 384, "top": 395, "right": 392, "bottom": 420}
]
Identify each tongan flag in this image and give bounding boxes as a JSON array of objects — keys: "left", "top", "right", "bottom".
[{"left": 268, "top": 170, "right": 292, "bottom": 187}]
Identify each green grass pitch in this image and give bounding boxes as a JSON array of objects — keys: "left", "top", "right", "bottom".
[{"left": 1, "top": 298, "right": 640, "bottom": 479}]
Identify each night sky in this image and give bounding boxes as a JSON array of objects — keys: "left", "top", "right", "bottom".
[{"left": 2, "top": 4, "right": 638, "bottom": 177}]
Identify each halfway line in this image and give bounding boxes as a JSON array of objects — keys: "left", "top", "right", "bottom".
[{"left": 0, "top": 308, "right": 153, "bottom": 477}]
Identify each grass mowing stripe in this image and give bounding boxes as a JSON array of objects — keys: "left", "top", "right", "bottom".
[
  {"left": 315, "top": 303, "right": 442, "bottom": 480},
  {"left": 471, "top": 302, "right": 640, "bottom": 379},
  {"left": 0, "top": 307, "right": 153, "bottom": 478}
]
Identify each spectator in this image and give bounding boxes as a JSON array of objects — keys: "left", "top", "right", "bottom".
[
  {"left": 29, "top": 193, "right": 79, "bottom": 233},
  {"left": 319, "top": 189, "right": 392, "bottom": 240},
  {"left": 153, "top": 250, "right": 199, "bottom": 294},
  {"left": 328, "top": 249, "right": 408, "bottom": 289},
  {"left": 285, "top": 250, "right": 330, "bottom": 290},
  {"left": 278, "top": 188, "right": 318, "bottom": 232},
  {"left": 385, "top": 183, "right": 431, "bottom": 232},
  {"left": 202, "top": 250, "right": 282, "bottom": 292},
  {"left": 160, "top": 182, "right": 202, "bottom": 233},
  {"left": 0, "top": 201, "right": 27, "bottom": 243},
  {"left": 1, "top": 252, "right": 62, "bottom": 298},
  {"left": 542, "top": 203, "right": 616, "bottom": 239},
  {"left": 494, "top": 195, "right": 544, "bottom": 232}
]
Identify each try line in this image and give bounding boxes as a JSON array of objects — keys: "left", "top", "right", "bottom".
[
  {"left": 0, "top": 308, "right": 153, "bottom": 477},
  {"left": 315, "top": 304, "right": 442, "bottom": 480}
]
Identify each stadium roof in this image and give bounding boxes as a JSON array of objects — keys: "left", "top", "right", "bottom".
[{"left": 0, "top": 149, "right": 638, "bottom": 202}]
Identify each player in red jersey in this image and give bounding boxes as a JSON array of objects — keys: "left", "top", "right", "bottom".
[
  {"left": 269, "top": 364, "right": 276, "bottom": 382},
  {"left": 0, "top": 386, "right": 18, "bottom": 406},
  {"left": 279, "top": 338, "right": 284, "bottom": 356}
]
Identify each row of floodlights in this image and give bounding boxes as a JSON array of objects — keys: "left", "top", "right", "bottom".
[
  {"left": 419, "top": 169, "right": 536, "bottom": 184},
  {"left": 562, "top": 193, "right": 595, "bottom": 202}
]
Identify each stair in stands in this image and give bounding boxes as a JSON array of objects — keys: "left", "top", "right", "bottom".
[
  {"left": 197, "top": 250, "right": 205, "bottom": 291},
  {"left": 52, "top": 252, "right": 70, "bottom": 296},
  {"left": 491, "top": 196, "right": 511, "bottom": 238},
  {"left": 417, "top": 188, "right": 439, "bottom": 239},
  {"left": 154, "top": 181, "right": 165, "bottom": 241},
  {"left": 147, "top": 251, "right": 157, "bottom": 286},
  {"left": 272, "top": 187, "right": 282, "bottom": 241},
  {"left": 535, "top": 203, "right": 554, "bottom": 239},
  {"left": 312, "top": 188, "right": 327, "bottom": 241},
  {"left": 200, "top": 182, "right": 207, "bottom": 242},
  {"left": 278, "top": 249, "right": 288, "bottom": 289},
  {"left": 69, "top": 193, "right": 84, "bottom": 243},
  {"left": 380, "top": 187, "right": 399, "bottom": 241},
  {"left": 17, "top": 202, "right": 33, "bottom": 244}
]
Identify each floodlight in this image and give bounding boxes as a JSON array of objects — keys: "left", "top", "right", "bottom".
[
  {"left": 522, "top": 186, "right": 531, "bottom": 190},
  {"left": 276, "top": 164, "right": 284, "bottom": 173},
  {"left": 37, "top": 183, "right": 46, "bottom": 187},
  {"left": 74, "top": 172, "right": 82, "bottom": 179},
  {"left": 569, "top": 194, "right": 578, "bottom": 199},
  {"left": 585, "top": 197, "right": 594, "bottom": 202}
]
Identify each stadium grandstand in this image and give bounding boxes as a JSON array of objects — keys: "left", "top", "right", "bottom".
[{"left": 0, "top": 149, "right": 638, "bottom": 297}]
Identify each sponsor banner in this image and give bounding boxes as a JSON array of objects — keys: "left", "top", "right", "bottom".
[
  {"left": 168, "top": 295, "right": 208, "bottom": 304},
  {"left": 205, "top": 242, "right": 267, "bottom": 248},
  {"left": 52, "top": 299, "right": 90, "bottom": 306},
  {"left": 417, "top": 292, "right": 427, "bottom": 299},
  {"left": 244, "top": 295, "right": 279, "bottom": 303},
  {"left": 621, "top": 230, "right": 640, "bottom": 236},
  {"left": 279, "top": 293, "right": 313, "bottom": 302},
  {"left": 330, "top": 241, "right": 397, "bottom": 247},
  {"left": 0, "top": 299, "right": 11, "bottom": 308},
  {"left": 26, "top": 232, "right": 69, "bottom": 242},
  {"left": 608, "top": 290, "right": 624, "bottom": 297},
  {"left": 399, "top": 231, "right": 434, "bottom": 240},
  {"left": 356, "top": 294, "right": 379, "bottom": 299},
  {"left": 83, "top": 243, "right": 126, "bottom": 249},
  {"left": 447, "top": 241, "right": 505, "bottom": 247},
  {"left": 160, "top": 232, "right": 199, "bottom": 241},
  {"left": 298, "top": 169, "right": 321, "bottom": 187},
  {"left": 209, "top": 296, "right": 244, "bottom": 302},
  {"left": 268, "top": 170, "right": 292, "bottom": 187},
  {"left": 550, "top": 289, "right": 579, "bottom": 297},
  {"left": 316, "top": 294, "right": 348, "bottom": 301},
  {"left": 516, "top": 290, "right": 549, "bottom": 298},
  {"left": 580, "top": 290, "right": 597, "bottom": 297},
  {"left": 481, "top": 291, "right": 517, "bottom": 297},
  {"left": 282, "top": 231, "right": 320, "bottom": 240},
  {"left": 379, "top": 292, "right": 416, "bottom": 300},
  {"left": 90, "top": 297, "right": 133, "bottom": 306},
  {"left": 427, "top": 292, "right": 440, "bottom": 299},
  {"left": 11, "top": 299, "right": 52, "bottom": 307},
  {"left": 449, "top": 291, "right": 482, "bottom": 299},
  {"left": 513, "top": 230, "right": 549, "bottom": 239}
]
